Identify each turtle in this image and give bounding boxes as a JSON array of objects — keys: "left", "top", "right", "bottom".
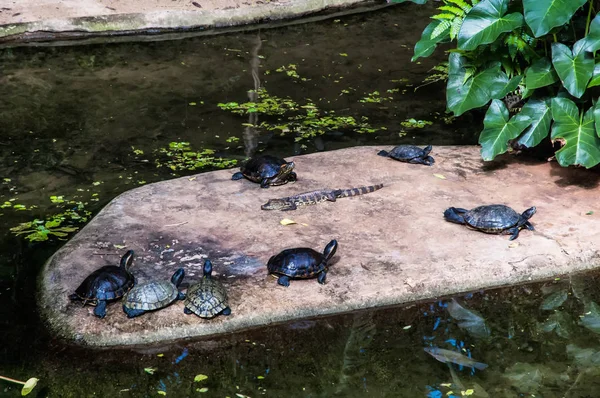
[
  {"left": 377, "top": 144, "right": 434, "bottom": 166},
  {"left": 68, "top": 250, "right": 135, "bottom": 318},
  {"left": 444, "top": 204, "right": 536, "bottom": 240},
  {"left": 184, "top": 259, "right": 231, "bottom": 318},
  {"left": 231, "top": 154, "right": 296, "bottom": 188},
  {"left": 122, "top": 268, "right": 186, "bottom": 318},
  {"left": 267, "top": 239, "right": 338, "bottom": 287}
]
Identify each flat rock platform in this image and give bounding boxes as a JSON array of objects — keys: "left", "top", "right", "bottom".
[{"left": 39, "top": 145, "right": 600, "bottom": 347}]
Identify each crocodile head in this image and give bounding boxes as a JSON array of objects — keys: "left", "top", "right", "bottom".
[{"left": 261, "top": 199, "right": 294, "bottom": 211}]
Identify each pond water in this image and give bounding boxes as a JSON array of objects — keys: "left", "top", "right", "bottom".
[{"left": 1, "top": 2, "right": 595, "bottom": 397}]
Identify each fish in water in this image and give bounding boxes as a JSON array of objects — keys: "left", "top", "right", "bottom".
[{"left": 423, "top": 347, "right": 488, "bottom": 370}]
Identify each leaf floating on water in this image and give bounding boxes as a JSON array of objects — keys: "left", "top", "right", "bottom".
[
  {"left": 433, "top": 173, "right": 446, "bottom": 179},
  {"left": 21, "top": 378, "right": 39, "bottom": 396},
  {"left": 197, "top": 387, "right": 209, "bottom": 393},
  {"left": 566, "top": 343, "right": 600, "bottom": 369},
  {"left": 157, "top": 391, "right": 166, "bottom": 396},
  {"left": 194, "top": 374, "right": 208, "bottom": 382},
  {"left": 503, "top": 362, "right": 549, "bottom": 394},
  {"left": 156, "top": 354, "right": 164, "bottom": 357},
  {"left": 280, "top": 218, "right": 297, "bottom": 226},
  {"left": 257, "top": 375, "right": 265, "bottom": 380},
  {"left": 537, "top": 311, "right": 574, "bottom": 338},
  {"left": 581, "top": 302, "right": 600, "bottom": 334},
  {"left": 144, "top": 367, "right": 156, "bottom": 375},
  {"left": 463, "top": 389, "right": 475, "bottom": 396},
  {"left": 540, "top": 287, "right": 568, "bottom": 310},
  {"left": 447, "top": 298, "right": 490, "bottom": 338}
]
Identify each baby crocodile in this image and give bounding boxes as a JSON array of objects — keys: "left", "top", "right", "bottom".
[{"left": 261, "top": 184, "right": 384, "bottom": 211}]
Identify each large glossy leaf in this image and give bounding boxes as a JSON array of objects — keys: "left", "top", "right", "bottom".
[
  {"left": 479, "top": 99, "right": 532, "bottom": 160},
  {"left": 580, "top": 302, "right": 600, "bottom": 334},
  {"left": 412, "top": 20, "right": 449, "bottom": 62},
  {"left": 494, "top": 75, "right": 522, "bottom": 100},
  {"left": 551, "top": 98, "right": 600, "bottom": 168},
  {"left": 552, "top": 43, "right": 594, "bottom": 98},
  {"left": 447, "top": 53, "right": 510, "bottom": 116},
  {"left": 574, "top": 14, "right": 600, "bottom": 53},
  {"left": 515, "top": 98, "right": 552, "bottom": 148},
  {"left": 588, "top": 64, "right": 600, "bottom": 88},
  {"left": 458, "top": 0, "right": 523, "bottom": 51},
  {"left": 523, "top": 0, "right": 587, "bottom": 37},
  {"left": 525, "top": 57, "right": 559, "bottom": 89}
]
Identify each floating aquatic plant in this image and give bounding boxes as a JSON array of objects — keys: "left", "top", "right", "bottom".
[{"left": 154, "top": 142, "right": 237, "bottom": 171}]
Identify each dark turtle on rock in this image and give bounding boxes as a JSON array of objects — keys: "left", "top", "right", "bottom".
[
  {"left": 444, "top": 204, "right": 536, "bottom": 240},
  {"left": 122, "top": 268, "right": 186, "bottom": 318},
  {"left": 377, "top": 145, "right": 434, "bottom": 166},
  {"left": 184, "top": 259, "right": 231, "bottom": 318},
  {"left": 267, "top": 239, "right": 338, "bottom": 287},
  {"left": 68, "top": 250, "right": 135, "bottom": 318},
  {"left": 231, "top": 154, "right": 296, "bottom": 188}
]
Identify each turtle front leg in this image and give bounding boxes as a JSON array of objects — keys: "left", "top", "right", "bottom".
[
  {"left": 231, "top": 172, "right": 244, "bottom": 181},
  {"left": 422, "top": 156, "right": 435, "bottom": 166},
  {"left": 277, "top": 275, "right": 291, "bottom": 287},
  {"left": 93, "top": 300, "right": 108, "bottom": 318},
  {"left": 184, "top": 307, "right": 193, "bottom": 315},
  {"left": 123, "top": 306, "right": 145, "bottom": 318},
  {"left": 177, "top": 292, "right": 186, "bottom": 300},
  {"left": 317, "top": 270, "right": 327, "bottom": 284},
  {"left": 221, "top": 307, "right": 232, "bottom": 316},
  {"left": 507, "top": 227, "right": 520, "bottom": 241},
  {"left": 524, "top": 221, "right": 535, "bottom": 231},
  {"left": 260, "top": 178, "right": 272, "bottom": 188}
]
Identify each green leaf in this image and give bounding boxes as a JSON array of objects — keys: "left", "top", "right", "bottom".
[
  {"left": 574, "top": 14, "right": 600, "bottom": 53},
  {"left": 515, "top": 98, "right": 552, "bottom": 148},
  {"left": 447, "top": 298, "right": 490, "bottom": 338},
  {"left": 525, "top": 57, "right": 559, "bottom": 89},
  {"left": 21, "top": 378, "right": 39, "bottom": 396},
  {"left": 551, "top": 43, "right": 594, "bottom": 98},
  {"left": 494, "top": 75, "right": 522, "bottom": 100},
  {"left": 588, "top": 63, "right": 600, "bottom": 88},
  {"left": 479, "top": 99, "right": 532, "bottom": 160},
  {"left": 388, "top": 0, "right": 428, "bottom": 3},
  {"left": 540, "top": 287, "right": 568, "bottom": 310},
  {"left": 581, "top": 302, "right": 600, "bottom": 334},
  {"left": 551, "top": 98, "right": 600, "bottom": 168},
  {"left": 523, "top": 0, "right": 587, "bottom": 37},
  {"left": 457, "top": 0, "right": 524, "bottom": 51},
  {"left": 412, "top": 20, "right": 450, "bottom": 62},
  {"left": 446, "top": 54, "right": 510, "bottom": 116},
  {"left": 194, "top": 374, "right": 208, "bottom": 382}
]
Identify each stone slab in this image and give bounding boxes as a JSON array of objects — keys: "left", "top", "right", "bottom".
[
  {"left": 0, "top": 0, "right": 384, "bottom": 45},
  {"left": 38, "top": 146, "right": 600, "bottom": 347}
]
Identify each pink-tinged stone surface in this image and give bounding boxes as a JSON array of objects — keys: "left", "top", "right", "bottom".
[{"left": 38, "top": 145, "right": 600, "bottom": 347}]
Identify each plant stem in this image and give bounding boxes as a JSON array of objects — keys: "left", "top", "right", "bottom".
[
  {"left": 586, "top": 0, "right": 593, "bottom": 37},
  {"left": 553, "top": 33, "right": 558, "bottom": 42},
  {"left": 0, "top": 375, "right": 26, "bottom": 385}
]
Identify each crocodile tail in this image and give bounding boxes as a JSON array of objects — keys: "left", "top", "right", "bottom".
[{"left": 338, "top": 184, "right": 384, "bottom": 198}]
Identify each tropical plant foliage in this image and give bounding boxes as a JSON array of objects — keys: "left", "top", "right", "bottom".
[{"left": 392, "top": 0, "right": 600, "bottom": 168}]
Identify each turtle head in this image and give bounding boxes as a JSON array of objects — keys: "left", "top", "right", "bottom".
[
  {"left": 203, "top": 259, "right": 213, "bottom": 279},
  {"left": 276, "top": 161, "right": 295, "bottom": 180},
  {"left": 171, "top": 268, "right": 185, "bottom": 287},
  {"left": 120, "top": 250, "right": 135, "bottom": 269},
  {"left": 261, "top": 199, "right": 291, "bottom": 211},
  {"left": 323, "top": 239, "right": 338, "bottom": 261},
  {"left": 521, "top": 206, "right": 536, "bottom": 220},
  {"left": 422, "top": 145, "right": 433, "bottom": 155}
]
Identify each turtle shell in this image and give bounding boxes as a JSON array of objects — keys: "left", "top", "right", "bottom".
[
  {"left": 464, "top": 204, "right": 520, "bottom": 232},
  {"left": 123, "top": 280, "right": 178, "bottom": 311},
  {"left": 267, "top": 248, "right": 326, "bottom": 279},
  {"left": 73, "top": 265, "right": 134, "bottom": 303},
  {"left": 184, "top": 279, "right": 229, "bottom": 318},
  {"left": 240, "top": 155, "right": 292, "bottom": 182},
  {"left": 388, "top": 145, "right": 426, "bottom": 161}
]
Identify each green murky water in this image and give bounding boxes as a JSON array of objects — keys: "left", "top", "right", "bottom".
[{"left": 2, "top": 3, "right": 595, "bottom": 397}]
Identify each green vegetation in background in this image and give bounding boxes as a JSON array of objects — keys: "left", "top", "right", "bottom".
[
  {"left": 10, "top": 199, "right": 91, "bottom": 242},
  {"left": 154, "top": 142, "right": 238, "bottom": 172},
  {"left": 218, "top": 87, "right": 383, "bottom": 141},
  {"left": 393, "top": 0, "right": 600, "bottom": 168}
]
